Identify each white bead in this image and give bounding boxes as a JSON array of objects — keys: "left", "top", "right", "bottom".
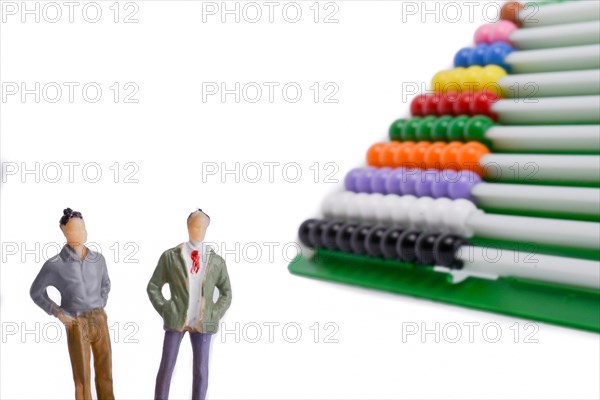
[
  {"left": 409, "top": 197, "right": 435, "bottom": 231},
  {"left": 444, "top": 199, "right": 480, "bottom": 237},
  {"left": 356, "top": 193, "right": 374, "bottom": 222},
  {"left": 428, "top": 198, "right": 454, "bottom": 233},
  {"left": 320, "top": 193, "right": 338, "bottom": 219},
  {"left": 333, "top": 191, "right": 354, "bottom": 219},
  {"left": 390, "top": 195, "right": 417, "bottom": 227},
  {"left": 376, "top": 195, "right": 398, "bottom": 224}
]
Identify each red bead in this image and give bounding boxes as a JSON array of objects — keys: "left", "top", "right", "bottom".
[
  {"left": 423, "top": 94, "right": 442, "bottom": 116},
  {"left": 470, "top": 90, "right": 499, "bottom": 120},
  {"left": 437, "top": 91, "right": 460, "bottom": 116},
  {"left": 453, "top": 91, "right": 474, "bottom": 116},
  {"left": 411, "top": 94, "right": 429, "bottom": 117}
]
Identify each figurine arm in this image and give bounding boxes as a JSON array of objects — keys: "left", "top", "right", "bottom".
[
  {"left": 147, "top": 252, "right": 168, "bottom": 315},
  {"left": 30, "top": 262, "right": 60, "bottom": 316},
  {"left": 214, "top": 258, "right": 232, "bottom": 320},
  {"left": 100, "top": 256, "right": 111, "bottom": 308}
]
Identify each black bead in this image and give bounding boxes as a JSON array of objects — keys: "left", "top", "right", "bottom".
[
  {"left": 336, "top": 222, "right": 359, "bottom": 253},
  {"left": 298, "top": 219, "right": 320, "bottom": 248},
  {"left": 397, "top": 230, "right": 421, "bottom": 263},
  {"left": 380, "top": 227, "right": 404, "bottom": 260},
  {"left": 434, "top": 234, "right": 467, "bottom": 269},
  {"left": 321, "top": 221, "right": 345, "bottom": 250},
  {"left": 308, "top": 220, "right": 329, "bottom": 249},
  {"left": 350, "top": 224, "right": 372, "bottom": 255},
  {"left": 365, "top": 226, "right": 388, "bottom": 258},
  {"left": 415, "top": 233, "right": 441, "bottom": 265}
]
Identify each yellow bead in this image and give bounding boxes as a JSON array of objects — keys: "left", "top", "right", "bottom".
[
  {"left": 480, "top": 65, "right": 507, "bottom": 94},
  {"left": 463, "top": 66, "right": 483, "bottom": 92},
  {"left": 432, "top": 70, "right": 452, "bottom": 93}
]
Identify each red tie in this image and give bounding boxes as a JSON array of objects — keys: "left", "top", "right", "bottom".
[{"left": 191, "top": 250, "right": 200, "bottom": 274}]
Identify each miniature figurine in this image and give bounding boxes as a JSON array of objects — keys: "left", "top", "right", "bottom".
[
  {"left": 147, "top": 209, "right": 232, "bottom": 400},
  {"left": 30, "top": 208, "right": 114, "bottom": 400}
]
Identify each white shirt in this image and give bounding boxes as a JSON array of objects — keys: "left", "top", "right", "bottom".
[{"left": 181, "top": 241, "right": 211, "bottom": 329}]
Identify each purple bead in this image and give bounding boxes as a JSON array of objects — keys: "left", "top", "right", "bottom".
[
  {"left": 385, "top": 168, "right": 407, "bottom": 195},
  {"left": 399, "top": 168, "right": 421, "bottom": 196},
  {"left": 344, "top": 168, "right": 363, "bottom": 192},
  {"left": 431, "top": 169, "right": 459, "bottom": 198},
  {"left": 448, "top": 170, "right": 482, "bottom": 200},
  {"left": 356, "top": 167, "right": 377, "bottom": 193},
  {"left": 415, "top": 169, "right": 440, "bottom": 197},
  {"left": 371, "top": 168, "right": 392, "bottom": 194}
]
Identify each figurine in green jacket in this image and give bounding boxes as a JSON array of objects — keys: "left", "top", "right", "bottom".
[{"left": 147, "top": 209, "right": 232, "bottom": 400}]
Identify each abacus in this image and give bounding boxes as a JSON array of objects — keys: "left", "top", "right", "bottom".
[{"left": 288, "top": 0, "right": 600, "bottom": 332}]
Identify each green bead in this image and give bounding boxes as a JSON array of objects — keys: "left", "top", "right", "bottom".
[
  {"left": 431, "top": 116, "right": 453, "bottom": 142},
  {"left": 416, "top": 116, "right": 437, "bottom": 141},
  {"left": 389, "top": 119, "right": 407, "bottom": 141},
  {"left": 465, "top": 116, "right": 494, "bottom": 145},
  {"left": 447, "top": 115, "right": 470, "bottom": 142},
  {"left": 403, "top": 118, "right": 421, "bottom": 141}
]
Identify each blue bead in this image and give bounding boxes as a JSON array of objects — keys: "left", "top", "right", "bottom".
[
  {"left": 469, "top": 44, "right": 489, "bottom": 66},
  {"left": 484, "top": 42, "right": 514, "bottom": 72},
  {"left": 454, "top": 47, "right": 473, "bottom": 68}
]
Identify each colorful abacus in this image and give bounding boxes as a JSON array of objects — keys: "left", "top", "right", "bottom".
[{"left": 289, "top": 1, "right": 600, "bottom": 332}]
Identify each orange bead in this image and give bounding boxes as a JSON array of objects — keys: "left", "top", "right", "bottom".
[
  {"left": 439, "top": 142, "right": 464, "bottom": 170},
  {"left": 394, "top": 141, "right": 416, "bottom": 167},
  {"left": 500, "top": 1, "right": 524, "bottom": 26},
  {"left": 381, "top": 142, "right": 403, "bottom": 167},
  {"left": 457, "top": 141, "right": 490, "bottom": 176},
  {"left": 408, "top": 141, "right": 431, "bottom": 169},
  {"left": 367, "top": 143, "right": 386, "bottom": 167},
  {"left": 424, "top": 142, "right": 447, "bottom": 170}
]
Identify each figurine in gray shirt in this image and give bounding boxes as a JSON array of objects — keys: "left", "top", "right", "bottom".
[{"left": 30, "top": 208, "right": 115, "bottom": 400}]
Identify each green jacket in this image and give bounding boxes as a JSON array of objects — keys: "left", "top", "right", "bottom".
[{"left": 147, "top": 244, "right": 232, "bottom": 333}]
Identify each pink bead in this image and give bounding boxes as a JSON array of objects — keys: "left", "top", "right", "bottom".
[
  {"left": 474, "top": 24, "right": 494, "bottom": 44},
  {"left": 489, "top": 20, "right": 517, "bottom": 44}
]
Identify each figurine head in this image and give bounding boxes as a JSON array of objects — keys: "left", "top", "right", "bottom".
[
  {"left": 187, "top": 209, "right": 210, "bottom": 243},
  {"left": 59, "top": 208, "right": 87, "bottom": 247}
]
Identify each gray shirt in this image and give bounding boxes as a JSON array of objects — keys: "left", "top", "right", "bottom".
[{"left": 30, "top": 245, "right": 111, "bottom": 317}]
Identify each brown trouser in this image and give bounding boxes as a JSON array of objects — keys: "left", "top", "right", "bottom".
[{"left": 66, "top": 308, "right": 115, "bottom": 400}]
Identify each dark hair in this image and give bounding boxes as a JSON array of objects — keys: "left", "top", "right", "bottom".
[
  {"left": 187, "top": 208, "right": 210, "bottom": 223},
  {"left": 60, "top": 208, "right": 83, "bottom": 226}
]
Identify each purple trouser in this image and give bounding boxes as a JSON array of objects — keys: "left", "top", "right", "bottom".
[{"left": 154, "top": 330, "right": 213, "bottom": 400}]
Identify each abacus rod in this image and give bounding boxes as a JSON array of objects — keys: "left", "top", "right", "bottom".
[
  {"left": 490, "top": 95, "right": 600, "bottom": 124},
  {"left": 509, "top": 20, "right": 600, "bottom": 50},
  {"left": 471, "top": 183, "right": 600, "bottom": 217},
  {"left": 479, "top": 154, "right": 600, "bottom": 183},
  {"left": 465, "top": 213, "right": 600, "bottom": 250},
  {"left": 485, "top": 125, "right": 600, "bottom": 152},
  {"left": 505, "top": 44, "right": 600, "bottom": 73},
  {"left": 455, "top": 245, "right": 600, "bottom": 290},
  {"left": 517, "top": 1, "right": 600, "bottom": 28},
  {"left": 498, "top": 69, "right": 600, "bottom": 97}
]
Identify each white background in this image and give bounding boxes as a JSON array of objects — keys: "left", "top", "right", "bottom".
[{"left": 1, "top": 1, "right": 599, "bottom": 399}]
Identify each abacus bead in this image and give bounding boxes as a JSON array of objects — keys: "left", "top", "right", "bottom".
[
  {"left": 415, "top": 169, "right": 440, "bottom": 197},
  {"left": 490, "top": 20, "right": 518, "bottom": 44},
  {"left": 396, "top": 142, "right": 417, "bottom": 166},
  {"left": 321, "top": 193, "right": 340, "bottom": 219},
  {"left": 365, "top": 226, "right": 388, "bottom": 258},
  {"left": 453, "top": 91, "right": 474, "bottom": 116},
  {"left": 321, "top": 220, "right": 345, "bottom": 250},
  {"left": 385, "top": 168, "right": 407, "bottom": 195},
  {"left": 356, "top": 167, "right": 377, "bottom": 193},
  {"left": 480, "top": 66, "right": 507, "bottom": 96},
  {"left": 447, "top": 115, "right": 470, "bottom": 142},
  {"left": 424, "top": 142, "right": 447, "bottom": 170},
  {"left": 457, "top": 141, "right": 490, "bottom": 176},
  {"left": 485, "top": 43, "right": 514, "bottom": 72},
  {"left": 403, "top": 119, "right": 421, "bottom": 141},
  {"left": 474, "top": 23, "right": 494, "bottom": 44},
  {"left": 415, "top": 233, "right": 441, "bottom": 265},
  {"left": 454, "top": 47, "right": 473, "bottom": 68},
  {"left": 408, "top": 141, "right": 432, "bottom": 168},
  {"left": 390, "top": 195, "right": 418, "bottom": 226},
  {"left": 336, "top": 222, "right": 359, "bottom": 253},
  {"left": 448, "top": 170, "right": 481, "bottom": 200},
  {"left": 439, "top": 142, "right": 464, "bottom": 170},
  {"left": 389, "top": 119, "right": 408, "bottom": 141},
  {"left": 334, "top": 192, "right": 356, "bottom": 219},
  {"left": 381, "top": 141, "right": 403, "bottom": 167},
  {"left": 399, "top": 169, "right": 422, "bottom": 195},
  {"left": 309, "top": 220, "right": 329, "bottom": 249},
  {"left": 469, "top": 44, "right": 489, "bottom": 66},
  {"left": 463, "top": 66, "right": 484, "bottom": 91},
  {"left": 431, "top": 169, "right": 459, "bottom": 198},
  {"left": 464, "top": 115, "right": 494, "bottom": 143},
  {"left": 397, "top": 231, "right": 421, "bottom": 263},
  {"left": 350, "top": 224, "right": 372, "bottom": 255},
  {"left": 298, "top": 219, "right": 320, "bottom": 248},
  {"left": 428, "top": 198, "right": 454, "bottom": 233},
  {"left": 371, "top": 167, "right": 392, "bottom": 194},
  {"left": 444, "top": 199, "right": 479, "bottom": 236},
  {"left": 432, "top": 70, "right": 453, "bottom": 93},
  {"left": 470, "top": 91, "right": 498, "bottom": 119},
  {"left": 381, "top": 227, "right": 405, "bottom": 260},
  {"left": 434, "top": 235, "right": 467, "bottom": 269},
  {"left": 424, "top": 94, "right": 442, "bottom": 116},
  {"left": 416, "top": 116, "right": 437, "bottom": 141},
  {"left": 344, "top": 168, "right": 362, "bottom": 192},
  {"left": 409, "top": 197, "right": 435, "bottom": 231},
  {"left": 411, "top": 94, "right": 428, "bottom": 116},
  {"left": 367, "top": 143, "right": 386, "bottom": 167},
  {"left": 361, "top": 193, "right": 384, "bottom": 221},
  {"left": 431, "top": 116, "right": 453, "bottom": 141},
  {"left": 500, "top": 1, "right": 524, "bottom": 25},
  {"left": 374, "top": 194, "right": 396, "bottom": 223},
  {"left": 437, "top": 93, "right": 458, "bottom": 116}
]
